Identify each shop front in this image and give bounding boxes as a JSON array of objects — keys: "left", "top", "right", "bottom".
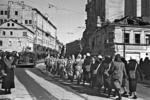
[{"left": 116, "top": 44, "right": 147, "bottom": 61}]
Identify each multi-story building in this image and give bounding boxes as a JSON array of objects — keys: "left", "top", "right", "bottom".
[
  {"left": 0, "top": 1, "right": 59, "bottom": 54},
  {"left": 89, "top": 18, "right": 150, "bottom": 61},
  {"left": 82, "top": 0, "right": 125, "bottom": 54},
  {"left": 83, "top": 0, "right": 150, "bottom": 61},
  {"left": 0, "top": 20, "right": 34, "bottom": 52}
]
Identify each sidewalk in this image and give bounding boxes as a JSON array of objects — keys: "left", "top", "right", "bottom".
[
  {"left": 36, "top": 63, "right": 145, "bottom": 100},
  {"left": 0, "top": 76, "right": 33, "bottom": 100}
]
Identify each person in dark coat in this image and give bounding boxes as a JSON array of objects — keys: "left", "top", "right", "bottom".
[
  {"left": 1, "top": 52, "right": 16, "bottom": 94},
  {"left": 143, "top": 57, "right": 150, "bottom": 79},
  {"left": 82, "top": 53, "right": 92, "bottom": 85},
  {"left": 91, "top": 55, "right": 102, "bottom": 89},
  {"left": 127, "top": 56, "right": 143, "bottom": 99},
  {"left": 139, "top": 58, "right": 144, "bottom": 71}
]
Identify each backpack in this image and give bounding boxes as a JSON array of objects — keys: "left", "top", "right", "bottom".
[{"left": 129, "top": 63, "right": 137, "bottom": 79}]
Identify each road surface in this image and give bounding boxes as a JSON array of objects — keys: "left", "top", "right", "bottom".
[{"left": 0, "top": 63, "right": 149, "bottom": 100}]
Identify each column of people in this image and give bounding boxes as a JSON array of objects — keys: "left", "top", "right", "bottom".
[{"left": 44, "top": 53, "right": 145, "bottom": 100}]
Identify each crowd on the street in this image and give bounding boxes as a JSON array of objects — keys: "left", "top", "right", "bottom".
[
  {"left": 44, "top": 53, "right": 150, "bottom": 100},
  {"left": 0, "top": 50, "right": 150, "bottom": 100}
]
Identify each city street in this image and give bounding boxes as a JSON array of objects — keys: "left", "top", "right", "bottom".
[{"left": 0, "top": 63, "right": 149, "bottom": 100}]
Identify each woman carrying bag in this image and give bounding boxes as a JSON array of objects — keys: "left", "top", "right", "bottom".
[{"left": 127, "top": 56, "right": 143, "bottom": 99}]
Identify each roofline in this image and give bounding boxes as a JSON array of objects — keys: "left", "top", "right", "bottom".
[
  {"left": 110, "top": 23, "right": 150, "bottom": 28},
  {"left": 0, "top": 19, "right": 35, "bottom": 34},
  {"left": 32, "top": 8, "right": 57, "bottom": 30}
]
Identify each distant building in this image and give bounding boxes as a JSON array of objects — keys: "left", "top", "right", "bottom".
[
  {"left": 66, "top": 40, "right": 81, "bottom": 57},
  {"left": 0, "top": 20, "right": 34, "bottom": 52},
  {"left": 0, "top": 1, "right": 59, "bottom": 55}
]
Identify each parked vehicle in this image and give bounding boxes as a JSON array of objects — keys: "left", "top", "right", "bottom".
[{"left": 16, "top": 51, "right": 36, "bottom": 67}]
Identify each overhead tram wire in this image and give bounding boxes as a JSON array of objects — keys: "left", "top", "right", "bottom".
[{"left": 27, "top": 0, "right": 148, "bottom": 18}]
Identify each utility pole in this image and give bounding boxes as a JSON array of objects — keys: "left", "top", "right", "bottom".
[{"left": 123, "top": 23, "right": 126, "bottom": 58}]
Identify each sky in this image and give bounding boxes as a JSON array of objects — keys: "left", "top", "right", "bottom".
[{"left": 1, "top": 0, "right": 87, "bottom": 44}]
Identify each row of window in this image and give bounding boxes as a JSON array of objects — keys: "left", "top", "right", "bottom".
[
  {"left": 0, "top": 19, "right": 32, "bottom": 25},
  {"left": 124, "top": 33, "right": 141, "bottom": 44},
  {"left": 1, "top": 31, "right": 13, "bottom": 36},
  {"left": 0, "top": 11, "right": 18, "bottom": 15},
  {"left": 0, "top": 40, "right": 21, "bottom": 46},
  {"left": 0, "top": 11, "right": 7, "bottom": 15},
  {"left": 0, "top": 31, "right": 27, "bottom": 36},
  {"left": 25, "top": 20, "right": 32, "bottom": 24},
  {"left": 108, "top": 33, "right": 150, "bottom": 44},
  {"left": 0, "top": 19, "right": 7, "bottom": 24}
]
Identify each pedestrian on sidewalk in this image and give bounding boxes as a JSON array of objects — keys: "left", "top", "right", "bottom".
[
  {"left": 1, "top": 52, "right": 16, "bottom": 94},
  {"left": 127, "top": 56, "right": 143, "bottom": 99}
]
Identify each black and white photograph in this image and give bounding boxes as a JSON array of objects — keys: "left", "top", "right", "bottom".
[{"left": 0, "top": 0, "right": 150, "bottom": 100}]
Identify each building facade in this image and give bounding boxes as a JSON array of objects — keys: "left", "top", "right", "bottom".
[
  {"left": 89, "top": 21, "right": 150, "bottom": 61},
  {"left": 0, "top": 1, "right": 60, "bottom": 55},
  {"left": 0, "top": 20, "right": 34, "bottom": 52},
  {"left": 83, "top": 0, "right": 150, "bottom": 61},
  {"left": 82, "top": 0, "right": 125, "bottom": 54}
]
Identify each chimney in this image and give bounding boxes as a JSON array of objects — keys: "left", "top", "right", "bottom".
[
  {"left": 21, "top": 1, "right": 25, "bottom": 9},
  {"left": 8, "top": 1, "right": 13, "bottom": 7}
]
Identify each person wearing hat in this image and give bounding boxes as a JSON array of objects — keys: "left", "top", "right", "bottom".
[
  {"left": 112, "top": 54, "right": 127, "bottom": 100},
  {"left": 127, "top": 56, "right": 143, "bottom": 99}
]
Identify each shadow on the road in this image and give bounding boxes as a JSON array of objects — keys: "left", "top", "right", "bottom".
[{"left": 32, "top": 68, "right": 114, "bottom": 99}]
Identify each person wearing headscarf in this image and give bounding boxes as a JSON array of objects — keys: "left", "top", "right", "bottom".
[
  {"left": 82, "top": 53, "right": 92, "bottom": 85},
  {"left": 111, "top": 54, "right": 127, "bottom": 100},
  {"left": 127, "top": 56, "right": 143, "bottom": 99},
  {"left": 1, "top": 52, "right": 16, "bottom": 94},
  {"left": 74, "top": 54, "right": 84, "bottom": 84},
  {"left": 90, "top": 55, "right": 102, "bottom": 89},
  {"left": 66, "top": 56, "right": 74, "bottom": 81}
]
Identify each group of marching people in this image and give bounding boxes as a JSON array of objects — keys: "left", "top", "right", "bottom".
[{"left": 44, "top": 53, "right": 143, "bottom": 100}]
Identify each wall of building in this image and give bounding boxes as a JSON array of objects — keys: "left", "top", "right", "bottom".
[
  {"left": 0, "top": 29, "right": 34, "bottom": 52},
  {"left": 0, "top": 4, "right": 8, "bottom": 24},
  {"left": 125, "top": 0, "right": 137, "bottom": 17},
  {"left": 105, "top": 0, "right": 124, "bottom": 22},
  {"left": 66, "top": 40, "right": 81, "bottom": 56},
  {"left": 0, "top": 1, "right": 60, "bottom": 54},
  {"left": 141, "top": 0, "right": 150, "bottom": 17}
]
